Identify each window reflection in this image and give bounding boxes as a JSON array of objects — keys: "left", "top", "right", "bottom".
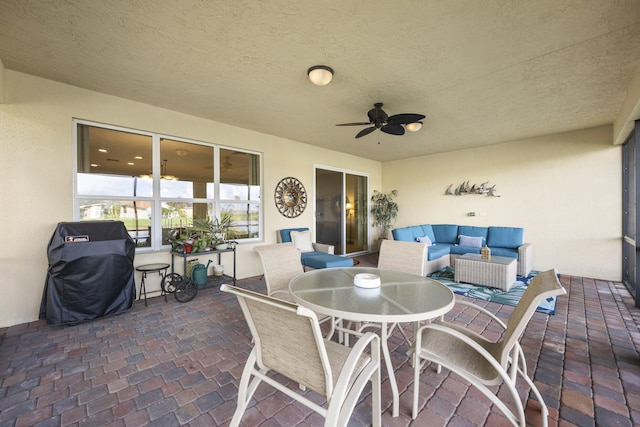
[
  {"left": 75, "top": 122, "right": 262, "bottom": 250},
  {"left": 220, "top": 148, "right": 260, "bottom": 201},
  {"left": 160, "top": 139, "right": 214, "bottom": 199},
  {"left": 78, "top": 199, "right": 152, "bottom": 247},
  {"left": 161, "top": 202, "right": 214, "bottom": 243},
  {"left": 221, "top": 203, "right": 260, "bottom": 239}
]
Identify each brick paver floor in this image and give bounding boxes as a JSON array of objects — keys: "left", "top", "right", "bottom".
[{"left": 1, "top": 255, "right": 639, "bottom": 426}]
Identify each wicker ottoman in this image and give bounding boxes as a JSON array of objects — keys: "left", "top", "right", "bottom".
[{"left": 454, "top": 254, "right": 517, "bottom": 291}]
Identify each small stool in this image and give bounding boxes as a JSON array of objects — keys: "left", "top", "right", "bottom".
[{"left": 136, "top": 263, "right": 170, "bottom": 306}]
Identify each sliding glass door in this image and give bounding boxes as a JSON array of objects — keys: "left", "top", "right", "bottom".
[
  {"left": 346, "top": 174, "right": 368, "bottom": 254},
  {"left": 315, "top": 168, "right": 368, "bottom": 255}
]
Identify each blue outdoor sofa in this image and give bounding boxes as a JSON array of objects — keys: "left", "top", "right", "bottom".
[{"left": 392, "top": 224, "right": 533, "bottom": 276}]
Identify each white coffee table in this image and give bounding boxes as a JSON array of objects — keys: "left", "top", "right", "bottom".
[{"left": 454, "top": 254, "right": 517, "bottom": 291}]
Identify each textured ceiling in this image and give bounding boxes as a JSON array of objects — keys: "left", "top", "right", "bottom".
[{"left": 1, "top": 0, "right": 640, "bottom": 161}]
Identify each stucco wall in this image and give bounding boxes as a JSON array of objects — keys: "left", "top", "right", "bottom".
[
  {"left": 382, "top": 125, "right": 621, "bottom": 281},
  {"left": 0, "top": 70, "right": 623, "bottom": 327},
  {"left": 0, "top": 71, "right": 381, "bottom": 327}
]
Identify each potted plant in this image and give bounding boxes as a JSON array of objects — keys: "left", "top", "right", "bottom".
[
  {"left": 370, "top": 189, "right": 399, "bottom": 240},
  {"left": 192, "top": 212, "right": 236, "bottom": 250}
]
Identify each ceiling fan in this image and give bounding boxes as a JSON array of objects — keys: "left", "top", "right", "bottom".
[{"left": 336, "top": 103, "right": 426, "bottom": 139}]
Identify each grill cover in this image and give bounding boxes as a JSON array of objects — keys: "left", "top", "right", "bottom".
[{"left": 40, "top": 221, "right": 136, "bottom": 325}]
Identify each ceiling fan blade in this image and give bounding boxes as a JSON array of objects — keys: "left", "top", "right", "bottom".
[
  {"left": 336, "top": 122, "right": 372, "bottom": 126},
  {"left": 355, "top": 126, "right": 377, "bottom": 138},
  {"left": 381, "top": 124, "right": 405, "bottom": 136},
  {"left": 387, "top": 113, "right": 426, "bottom": 125}
]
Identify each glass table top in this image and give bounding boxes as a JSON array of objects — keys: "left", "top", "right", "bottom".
[{"left": 289, "top": 267, "right": 455, "bottom": 323}]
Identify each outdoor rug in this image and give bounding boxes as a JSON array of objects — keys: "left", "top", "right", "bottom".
[{"left": 427, "top": 266, "right": 558, "bottom": 315}]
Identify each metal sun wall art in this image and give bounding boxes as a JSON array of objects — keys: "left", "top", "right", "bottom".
[
  {"left": 274, "top": 176, "right": 308, "bottom": 218},
  {"left": 445, "top": 181, "right": 500, "bottom": 197}
]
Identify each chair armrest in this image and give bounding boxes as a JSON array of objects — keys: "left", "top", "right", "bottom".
[
  {"left": 313, "top": 242, "right": 334, "bottom": 254},
  {"left": 416, "top": 323, "right": 509, "bottom": 378},
  {"left": 454, "top": 299, "right": 507, "bottom": 330},
  {"left": 517, "top": 243, "right": 533, "bottom": 276},
  {"left": 329, "top": 331, "right": 380, "bottom": 400}
]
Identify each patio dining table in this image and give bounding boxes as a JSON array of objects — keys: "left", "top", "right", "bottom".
[{"left": 289, "top": 267, "right": 455, "bottom": 418}]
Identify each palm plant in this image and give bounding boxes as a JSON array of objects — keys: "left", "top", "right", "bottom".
[
  {"left": 192, "top": 212, "right": 235, "bottom": 248},
  {"left": 370, "top": 189, "right": 398, "bottom": 239}
]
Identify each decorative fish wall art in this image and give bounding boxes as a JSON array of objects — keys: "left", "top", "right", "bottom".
[{"left": 445, "top": 181, "right": 500, "bottom": 197}]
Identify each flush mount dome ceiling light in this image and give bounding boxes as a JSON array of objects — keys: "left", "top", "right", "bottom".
[
  {"left": 405, "top": 122, "right": 423, "bottom": 132},
  {"left": 307, "top": 65, "right": 334, "bottom": 86}
]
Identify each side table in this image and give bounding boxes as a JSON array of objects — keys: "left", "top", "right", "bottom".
[{"left": 136, "top": 263, "right": 170, "bottom": 306}]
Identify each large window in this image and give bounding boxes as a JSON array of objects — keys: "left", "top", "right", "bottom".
[{"left": 75, "top": 121, "right": 261, "bottom": 250}]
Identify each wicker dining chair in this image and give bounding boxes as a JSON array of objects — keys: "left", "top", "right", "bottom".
[
  {"left": 221, "top": 284, "right": 382, "bottom": 427},
  {"left": 412, "top": 269, "right": 566, "bottom": 426},
  {"left": 377, "top": 239, "right": 427, "bottom": 276}
]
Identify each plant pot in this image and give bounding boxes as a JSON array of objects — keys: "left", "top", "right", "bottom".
[{"left": 213, "top": 265, "right": 224, "bottom": 276}]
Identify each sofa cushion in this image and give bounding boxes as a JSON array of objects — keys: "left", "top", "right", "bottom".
[
  {"left": 488, "top": 247, "right": 519, "bottom": 258},
  {"left": 417, "top": 235, "right": 433, "bottom": 245},
  {"left": 458, "top": 226, "right": 488, "bottom": 245},
  {"left": 432, "top": 224, "right": 459, "bottom": 244},
  {"left": 300, "top": 251, "right": 328, "bottom": 262},
  {"left": 279, "top": 227, "right": 309, "bottom": 243},
  {"left": 450, "top": 245, "right": 482, "bottom": 255},
  {"left": 303, "top": 253, "right": 353, "bottom": 269},
  {"left": 290, "top": 230, "right": 314, "bottom": 252},
  {"left": 420, "top": 224, "right": 436, "bottom": 243},
  {"left": 487, "top": 227, "right": 524, "bottom": 249},
  {"left": 458, "top": 235, "right": 483, "bottom": 248},
  {"left": 407, "top": 226, "right": 425, "bottom": 241},
  {"left": 427, "top": 243, "right": 453, "bottom": 261},
  {"left": 392, "top": 225, "right": 427, "bottom": 242},
  {"left": 392, "top": 227, "right": 414, "bottom": 242}
]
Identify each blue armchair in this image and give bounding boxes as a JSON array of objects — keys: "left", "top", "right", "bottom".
[{"left": 277, "top": 228, "right": 353, "bottom": 270}]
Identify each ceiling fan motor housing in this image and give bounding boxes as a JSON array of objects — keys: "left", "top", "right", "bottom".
[{"left": 368, "top": 103, "right": 388, "bottom": 126}]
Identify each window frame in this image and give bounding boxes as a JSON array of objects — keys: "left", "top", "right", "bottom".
[{"left": 73, "top": 119, "right": 263, "bottom": 252}]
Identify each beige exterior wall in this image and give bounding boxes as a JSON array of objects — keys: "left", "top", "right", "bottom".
[
  {"left": 0, "top": 71, "right": 381, "bottom": 327},
  {"left": 0, "top": 70, "right": 624, "bottom": 327},
  {"left": 382, "top": 125, "right": 621, "bottom": 281}
]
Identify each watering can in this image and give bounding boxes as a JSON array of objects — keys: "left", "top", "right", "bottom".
[{"left": 191, "top": 259, "right": 213, "bottom": 285}]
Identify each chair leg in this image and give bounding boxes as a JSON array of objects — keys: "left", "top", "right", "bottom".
[
  {"left": 412, "top": 351, "right": 420, "bottom": 419},
  {"left": 230, "top": 350, "right": 261, "bottom": 427},
  {"left": 519, "top": 368, "right": 549, "bottom": 427},
  {"left": 371, "top": 343, "right": 382, "bottom": 427}
]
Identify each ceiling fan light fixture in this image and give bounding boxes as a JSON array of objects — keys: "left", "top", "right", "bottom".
[
  {"left": 406, "top": 122, "right": 423, "bottom": 132},
  {"left": 307, "top": 65, "right": 334, "bottom": 86}
]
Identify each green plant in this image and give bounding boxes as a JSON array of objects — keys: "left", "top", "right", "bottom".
[
  {"left": 370, "top": 189, "right": 398, "bottom": 239},
  {"left": 192, "top": 212, "right": 236, "bottom": 247}
]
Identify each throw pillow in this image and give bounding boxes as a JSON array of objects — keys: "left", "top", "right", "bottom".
[
  {"left": 458, "top": 234, "right": 483, "bottom": 248},
  {"left": 417, "top": 235, "right": 433, "bottom": 246},
  {"left": 290, "top": 230, "right": 315, "bottom": 253}
]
